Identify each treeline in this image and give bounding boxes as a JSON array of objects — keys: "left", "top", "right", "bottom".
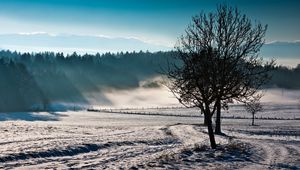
[
  {"left": 0, "top": 50, "right": 299, "bottom": 112},
  {"left": 268, "top": 65, "right": 300, "bottom": 89}
]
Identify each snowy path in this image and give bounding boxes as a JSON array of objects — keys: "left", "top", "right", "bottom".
[
  {"left": 238, "top": 135, "right": 300, "bottom": 169},
  {"left": 223, "top": 121, "right": 300, "bottom": 170}
]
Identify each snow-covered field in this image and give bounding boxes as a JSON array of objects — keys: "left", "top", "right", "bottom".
[{"left": 0, "top": 104, "right": 299, "bottom": 169}]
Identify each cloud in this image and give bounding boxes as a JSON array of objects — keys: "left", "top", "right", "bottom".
[
  {"left": 265, "top": 40, "right": 300, "bottom": 44},
  {"left": 17, "top": 32, "right": 57, "bottom": 37}
]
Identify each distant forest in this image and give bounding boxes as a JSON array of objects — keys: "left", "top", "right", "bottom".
[{"left": 0, "top": 50, "right": 299, "bottom": 112}]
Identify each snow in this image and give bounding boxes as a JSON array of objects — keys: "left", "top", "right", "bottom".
[{"left": 0, "top": 103, "right": 299, "bottom": 169}]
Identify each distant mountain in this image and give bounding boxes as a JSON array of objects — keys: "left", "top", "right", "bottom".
[
  {"left": 261, "top": 41, "right": 300, "bottom": 59},
  {"left": 0, "top": 33, "right": 171, "bottom": 54}
]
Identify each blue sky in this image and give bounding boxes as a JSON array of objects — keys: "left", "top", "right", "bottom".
[{"left": 0, "top": 0, "right": 299, "bottom": 65}]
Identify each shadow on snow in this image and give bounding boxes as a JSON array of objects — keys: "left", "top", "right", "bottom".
[{"left": 0, "top": 112, "right": 64, "bottom": 121}]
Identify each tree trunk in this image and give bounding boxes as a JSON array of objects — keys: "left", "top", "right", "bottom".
[
  {"left": 202, "top": 109, "right": 207, "bottom": 125},
  {"left": 205, "top": 109, "right": 216, "bottom": 149},
  {"left": 252, "top": 113, "right": 255, "bottom": 126},
  {"left": 215, "top": 99, "right": 221, "bottom": 134},
  {"left": 204, "top": 117, "right": 207, "bottom": 125}
]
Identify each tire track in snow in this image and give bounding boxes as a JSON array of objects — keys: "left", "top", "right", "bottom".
[
  {"left": 239, "top": 139, "right": 300, "bottom": 169},
  {"left": 77, "top": 144, "right": 179, "bottom": 169},
  {"left": 0, "top": 138, "right": 179, "bottom": 163},
  {"left": 0, "top": 130, "right": 136, "bottom": 146},
  {"left": 95, "top": 124, "right": 210, "bottom": 169},
  {"left": 82, "top": 125, "right": 206, "bottom": 169},
  {"left": 283, "top": 145, "right": 300, "bottom": 169}
]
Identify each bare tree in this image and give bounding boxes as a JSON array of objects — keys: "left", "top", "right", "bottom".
[
  {"left": 244, "top": 94, "right": 263, "bottom": 126},
  {"left": 165, "top": 4, "right": 274, "bottom": 149}
]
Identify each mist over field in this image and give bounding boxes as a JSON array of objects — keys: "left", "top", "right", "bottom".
[{"left": 92, "top": 87, "right": 300, "bottom": 109}]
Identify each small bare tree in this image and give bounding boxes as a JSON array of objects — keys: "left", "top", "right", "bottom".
[{"left": 244, "top": 94, "right": 263, "bottom": 126}]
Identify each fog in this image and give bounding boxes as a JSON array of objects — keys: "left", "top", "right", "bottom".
[
  {"left": 84, "top": 87, "right": 300, "bottom": 109},
  {"left": 99, "top": 86, "right": 179, "bottom": 108},
  {"left": 262, "top": 88, "right": 300, "bottom": 104}
]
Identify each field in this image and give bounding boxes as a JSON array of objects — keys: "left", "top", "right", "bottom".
[{"left": 0, "top": 102, "right": 299, "bottom": 169}]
